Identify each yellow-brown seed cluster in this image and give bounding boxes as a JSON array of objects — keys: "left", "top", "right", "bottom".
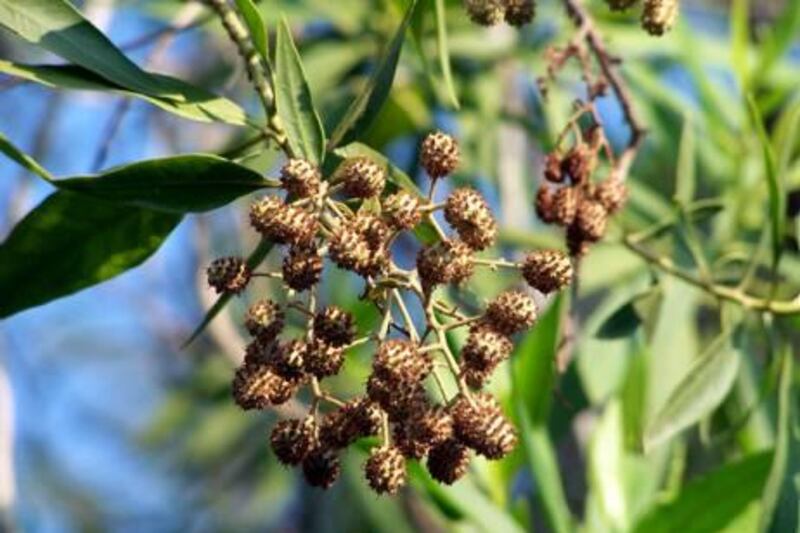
[
  {"left": 602, "top": 0, "right": 679, "bottom": 35},
  {"left": 464, "top": 0, "right": 535, "bottom": 27},
  {"left": 206, "top": 131, "right": 574, "bottom": 494}
]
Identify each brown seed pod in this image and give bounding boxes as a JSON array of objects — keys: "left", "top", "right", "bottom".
[
  {"left": 451, "top": 393, "right": 518, "bottom": 459},
  {"left": 367, "top": 375, "right": 428, "bottom": 421},
  {"left": 461, "top": 364, "right": 494, "bottom": 389},
  {"left": 444, "top": 188, "right": 497, "bottom": 251},
  {"left": 250, "top": 196, "right": 318, "bottom": 246},
  {"left": 244, "top": 299, "right": 284, "bottom": 340},
  {"left": 642, "top": 0, "right": 679, "bottom": 35},
  {"left": 543, "top": 153, "right": 564, "bottom": 183},
  {"left": 604, "top": 0, "right": 639, "bottom": 11},
  {"left": 304, "top": 339, "right": 344, "bottom": 379},
  {"left": 243, "top": 337, "right": 273, "bottom": 365},
  {"left": 282, "top": 245, "right": 324, "bottom": 291},
  {"left": 485, "top": 290, "right": 538, "bottom": 335},
  {"left": 420, "top": 131, "right": 460, "bottom": 179},
  {"left": 463, "top": 0, "right": 505, "bottom": 26},
  {"left": 280, "top": 158, "right": 321, "bottom": 198},
  {"left": 393, "top": 423, "right": 430, "bottom": 460},
  {"left": 302, "top": 447, "right": 341, "bottom": 489},
  {"left": 417, "top": 239, "right": 475, "bottom": 289},
  {"left": 407, "top": 406, "right": 454, "bottom": 447},
  {"left": 561, "top": 143, "right": 594, "bottom": 185},
  {"left": 365, "top": 446, "right": 407, "bottom": 495},
  {"left": 521, "top": 249, "right": 573, "bottom": 294},
  {"left": 566, "top": 223, "right": 591, "bottom": 258},
  {"left": 270, "top": 417, "right": 319, "bottom": 465},
  {"left": 535, "top": 185, "right": 558, "bottom": 224},
  {"left": 329, "top": 221, "right": 388, "bottom": 278},
  {"left": 382, "top": 191, "right": 422, "bottom": 230},
  {"left": 313, "top": 306, "right": 355, "bottom": 347},
  {"left": 340, "top": 157, "right": 386, "bottom": 198},
  {"left": 320, "top": 398, "right": 382, "bottom": 448},
  {"left": 269, "top": 340, "right": 306, "bottom": 379},
  {"left": 372, "top": 340, "right": 433, "bottom": 384},
  {"left": 594, "top": 177, "right": 628, "bottom": 214},
  {"left": 461, "top": 324, "right": 513, "bottom": 371},
  {"left": 575, "top": 198, "right": 609, "bottom": 242},
  {"left": 232, "top": 362, "right": 299, "bottom": 409},
  {"left": 427, "top": 438, "right": 471, "bottom": 484},
  {"left": 552, "top": 186, "right": 580, "bottom": 226},
  {"left": 351, "top": 213, "right": 391, "bottom": 249},
  {"left": 207, "top": 256, "right": 251, "bottom": 295},
  {"left": 505, "top": 0, "right": 535, "bottom": 26}
]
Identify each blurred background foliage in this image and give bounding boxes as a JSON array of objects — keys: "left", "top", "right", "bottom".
[{"left": 0, "top": 0, "right": 798, "bottom": 531}]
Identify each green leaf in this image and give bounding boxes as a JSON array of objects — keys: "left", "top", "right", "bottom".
[
  {"left": 0, "top": 130, "right": 54, "bottom": 182},
  {"left": 182, "top": 238, "right": 275, "bottom": 348},
  {"left": 0, "top": 60, "right": 250, "bottom": 126},
  {"left": 730, "top": 0, "right": 750, "bottom": 90},
  {"left": 644, "top": 329, "right": 741, "bottom": 452},
  {"left": 759, "top": 346, "right": 797, "bottom": 532},
  {"left": 512, "top": 295, "right": 563, "bottom": 425},
  {"left": 0, "top": 191, "right": 181, "bottom": 318},
  {"left": 434, "top": 0, "right": 459, "bottom": 109},
  {"left": 234, "top": 0, "right": 269, "bottom": 61},
  {"left": 756, "top": 0, "right": 800, "bottom": 76},
  {"left": 589, "top": 401, "right": 629, "bottom": 531},
  {"left": 327, "top": 0, "right": 418, "bottom": 148},
  {"left": 632, "top": 452, "right": 773, "bottom": 533},
  {"left": 58, "top": 154, "right": 277, "bottom": 213},
  {"left": 0, "top": 0, "right": 173, "bottom": 97},
  {"left": 596, "top": 301, "right": 642, "bottom": 340},
  {"left": 275, "top": 18, "right": 327, "bottom": 163},
  {"left": 748, "top": 95, "right": 785, "bottom": 271},
  {"left": 674, "top": 115, "right": 696, "bottom": 204}
]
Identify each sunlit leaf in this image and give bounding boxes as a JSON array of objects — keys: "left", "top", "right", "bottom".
[
  {"left": 434, "top": 0, "right": 459, "bottom": 109},
  {"left": 234, "top": 0, "right": 269, "bottom": 60}
]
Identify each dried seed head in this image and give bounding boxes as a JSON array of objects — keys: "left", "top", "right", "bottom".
[
  {"left": 461, "top": 324, "right": 513, "bottom": 371},
  {"left": 566, "top": 223, "right": 591, "bottom": 258},
  {"left": 543, "top": 153, "right": 564, "bottom": 183},
  {"left": 351, "top": 213, "right": 391, "bottom": 249},
  {"left": 304, "top": 339, "right": 344, "bottom": 379},
  {"left": 642, "top": 0, "right": 679, "bottom": 35},
  {"left": 280, "top": 158, "right": 321, "bottom": 198},
  {"left": 232, "top": 362, "right": 299, "bottom": 409},
  {"left": 270, "top": 417, "right": 319, "bottom": 465},
  {"left": 408, "top": 406, "right": 454, "bottom": 446},
  {"left": 282, "top": 245, "right": 324, "bottom": 291},
  {"left": 594, "top": 177, "right": 628, "bottom": 214},
  {"left": 521, "top": 249, "right": 573, "bottom": 294},
  {"left": 340, "top": 157, "right": 386, "bottom": 198},
  {"left": 329, "top": 220, "right": 388, "bottom": 278},
  {"left": 604, "top": 0, "right": 639, "bottom": 11},
  {"left": 207, "top": 256, "right": 251, "bottom": 294},
  {"left": 367, "top": 375, "right": 428, "bottom": 421},
  {"left": 365, "top": 446, "right": 407, "bottom": 495},
  {"left": 575, "top": 198, "right": 609, "bottom": 242},
  {"left": 393, "top": 423, "right": 430, "bottom": 460},
  {"left": 535, "top": 185, "right": 558, "bottom": 224},
  {"left": 313, "top": 306, "right": 355, "bottom": 347},
  {"left": 461, "top": 364, "right": 493, "bottom": 389},
  {"left": 373, "top": 340, "right": 433, "bottom": 384},
  {"left": 427, "top": 438, "right": 470, "bottom": 484},
  {"left": 464, "top": 0, "right": 505, "bottom": 26},
  {"left": 416, "top": 239, "right": 475, "bottom": 289},
  {"left": 562, "top": 144, "right": 595, "bottom": 185},
  {"left": 250, "top": 196, "right": 317, "bottom": 246},
  {"left": 382, "top": 191, "right": 422, "bottom": 230},
  {"left": 270, "top": 340, "right": 306, "bottom": 379},
  {"left": 505, "top": 0, "right": 535, "bottom": 26},
  {"left": 420, "top": 131, "right": 460, "bottom": 178},
  {"left": 302, "top": 447, "right": 341, "bottom": 489},
  {"left": 244, "top": 337, "right": 272, "bottom": 365},
  {"left": 485, "top": 290, "right": 538, "bottom": 334},
  {"left": 245, "top": 299, "right": 284, "bottom": 340},
  {"left": 444, "top": 188, "right": 497, "bottom": 250},
  {"left": 552, "top": 186, "right": 580, "bottom": 226},
  {"left": 451, "top": 393, "right": 518, "bottom": 459},
  {"left": 320, "top": 398, "right": 382, "bottom": 448}
]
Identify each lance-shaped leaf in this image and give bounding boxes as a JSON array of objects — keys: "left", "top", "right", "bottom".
[
  {"left": 644, "top": 328, "right": 741, "bottom": 451},
  {"left": 327, "top": 0, "right": 418, "bottom": 148},
  {"left": 0, "top": 130, "right": 54, "bottom": 182},
  {"left": 275, "top": 18, "right": 326, "bottom": 163},
  {"left": 58, "top": 154, "right": 277, "bottom": 213},
  {"left": 0, "top": 191, "right": 181, "bottom": 318},
  {"left": 234, "top": 0, "right": 269, "bottom": 61}
]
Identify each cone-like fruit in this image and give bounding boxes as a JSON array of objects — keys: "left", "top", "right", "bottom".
[
  {"left": 270, "top": 417, "right": 319, "bottom": 465},
  {"left": 340, "top": 157, "right": 386, "bottom": 198},
  {"left": 505, "top": 0, "right": 535, "bottom": 27},
  {"left": 313, "top": 306, "right": 355, "bottom": 347},
  {"left": 282, "top": 245, "right": 323, "bottom": 291},
  {"left": 302, "top": 447, "right": 341, "bottom": 488},
  {"left": 365, "top": 446, "right": 407, "bottom": 495},
  {"left": 320, "top": 398, "right": 382, "bottom": 448},
  {"left": 232, "top": 362, "right": 299, "bottom": 409},
  {"left": 562, "top": 144, "right": 594, "bottom": 185},
  {"left": 416, "top": 239, "right": 475, "bottom": 288},
  {"left": 427, "top": 438, "right": 470, "bottom": 484},
  {"left": 373, "top": 340, "right": 432, "bottom": 384},
  {"left": 575, "top": 198, "right": 609, "bottom": 242},
  {"left": 420, "top": 131, "right": 460, "bottom": 178},
  {"left": 521, "top": 249, "right": 573, "bottom": 294},
  {"left": 464, "top": 0, "right": 505, "bottom": 26},
  {"left": 280, "top": 158, "right": 321, "bottom": 198},
  {"left": 382, "top": 191, "right": 422, "bottom": 230},
  {"left": 552, "top": 186, "right": 580, "bottom": 226},
  {"left": 535, "top": 185, "right": 558, "bottom": 224},
  {"left": 485, "top": 290, "right": 538, "bottom": 334},
  {"left": 461, "top": 323, "right": 513, "bottom": 371},
  {"left": 642, "top": 0, "right": 679, "bottom": 35},
  {"left": 594, "top": 177, "right": 628, "bottom": 214},
  {"left": 543, "top": 152, "right": 564, "bottom": 183},
  {"left": 304, "top": 339, "right": 344, "bottom": 378},
  {"left": 250, "top": 197, "right": 318, "bottom": 246},
  {"left": 393, "top": 423, "right": 430, "bottom": 460},
  {"left": 329, "top": 218, "right": 388, "bottom": 278},
  {"left": 444, "top": 188, "right": 497, "bottom": 250},
  {"left": 245, "top": 299, "right": 284, "bottom": 340},
  {"left": 270, "top": 340, "right": 306, "bottom": 379},
  {"left": 207, "top": 257, "right": 251, "bottom": 294},
  {"left": 367, "top": 375, "right": 428, "bottom": 421},
  {"left": 451, "top": 393, "right": 518, "bottom": 459}
]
